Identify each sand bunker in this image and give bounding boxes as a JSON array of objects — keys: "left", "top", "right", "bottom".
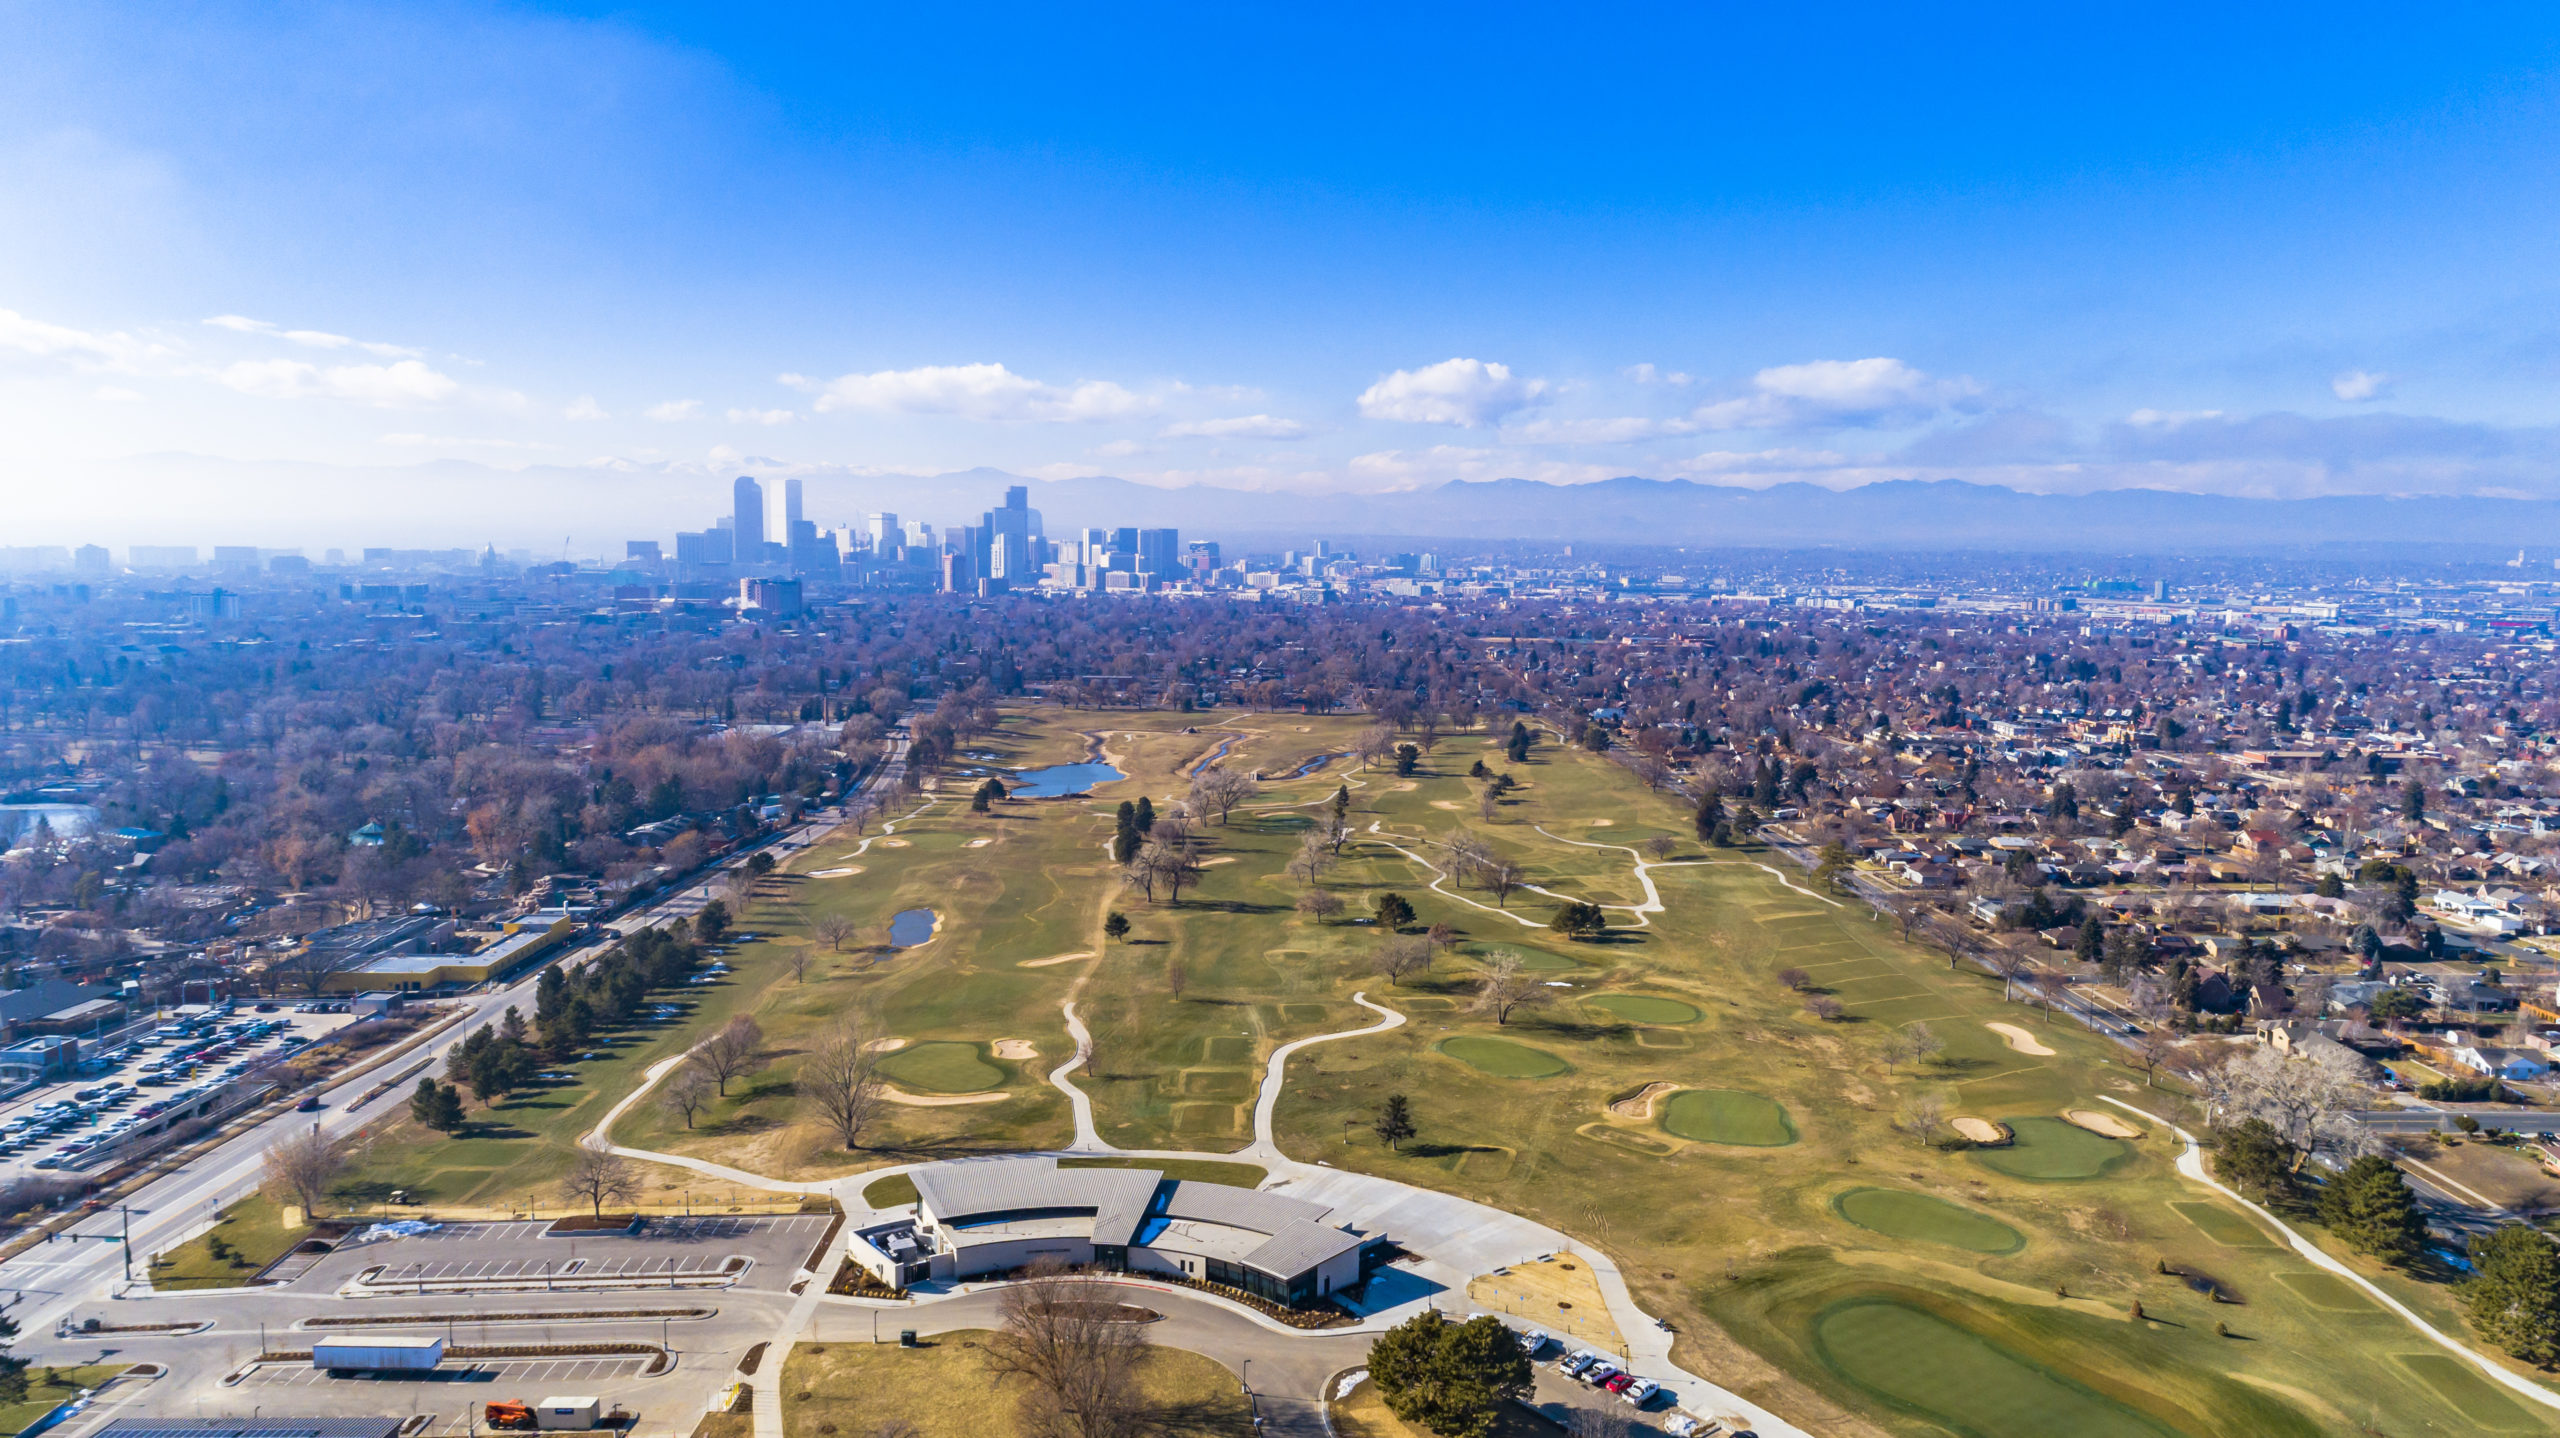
[
  {"left": 1953, "top": 1117, "right": 2012, "bottom": 1145},
  {"left": 1018, "top": 951, "right": 1093, "bottom": 968},
  {"left": 1199, "top": 855, "right": 1237, "bottom": 866},
  {"left": 2062, "top": 1108, "right": 2143, "bottom": 1139},
  {"left": 1985, "top": 1021, "right": 2055, "bottom": 1057},
  {"left": 863, "top": 1037, "right": 910, "bottom": 1054},
  {"left": 967, "top": 837, "right": 994, "bottom": 847},
  {"left": 992, "top": 1039, "right": 1039, "bottom": 1061},
  {"left": 1390, "top": 781, "right": 1419, "bottom": 791},
  {"left": 1609, "top": 1081, "right": 1679, "bottom": 1119},
  {"left": 878, "top": 838, "right": 911, "bottom": 848},
  {"left": 884, "top": 1085, "right": 1004, "bottom": 1107},
  {"left": 1430, "top": 800, "right": 1464, "bottom": 811},
  {"left": 1587, "top": 818, "right": 1615, "bottom": 827},
  {"left": 809, "top": 866, "right": 864, "bottom": 878}
]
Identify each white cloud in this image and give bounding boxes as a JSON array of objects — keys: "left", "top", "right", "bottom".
[
  {"left": 563, "top": 395, "right": 608, "bottom": 421},
  {"left": 1093, "top": 438, "right": 1147, "bottom": 457},
  {"left": 1689, "top": 357, "right": 1980, "bottom": 431},
  {"left": 2332, "top": 369, "right": 2392, "bottom": 402},
  {"left": 1624, "top": 363, "right": 1693, "bottom": 385},
  {"left": 1357, "top": 358, "right": 1548, "bottom": 427},
  {"left": 1162, "top": 413, "right": 1306, "bottom": 440},
  {"left": 377, "top": 433, "right": 556, "bottom": 451},
  {"left": 785, "top": 362, "right": 1148, "bottom": 423},
  {"left": 204, "top": 313, "right": 417, "bottom": 358},
  {"left": 212, "top": 356, "right": 460, "bottom": 405},
  {"left": 726, "top": 407, "right": 795, "bottom": 426},
  {"left": 92, "top": 385, "right": 142, "bottom": 403},
  {"left": 0, "top": 307, "right": 162, "bottom": 369},
  {"left": 644, "top": 399, "right": 702, "bottom": 421},
  {"left": 2125, "top": 407, "right": 2225, "bottom": 427},
  {"left": 1502, "top": 415, "right": 1682, "bottom": 445}
]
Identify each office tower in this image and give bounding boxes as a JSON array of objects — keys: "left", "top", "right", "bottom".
[
  {"left": 72, "top": 545, "right": 109, "bottom": 574},
  {"left": 732, "top": 475, "right": 765, "bottom": 558},
  {"left": 677, "top": 529, "right": 734, "bottom": 565},
  {"left": 1111, "top": 526, "right": 1138, "bottom": 558},
  {"left": 904, "top": 520, "right": 935, "bottom": 550},
  {"left": 626, "top": 540, "right": 662, "bottom": 562},
  {"left": 783, "top": 478, "right": 805, "bottom": 535},
  {"left": 1137, "top": 528, "right": 1180, "bottom": 579},
  {"left": 867, "top": 513, "right": 899, "bottom": 553}
]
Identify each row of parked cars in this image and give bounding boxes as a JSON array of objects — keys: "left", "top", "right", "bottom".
[
  {"left": 1509, "top": 1326, "right": 1751, "bottom": 1438},
  {"left": 13, "top": 1016, "right": 312, "bottom": 1170}
]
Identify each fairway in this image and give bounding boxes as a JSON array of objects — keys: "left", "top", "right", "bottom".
[
  {"left": 878, "top": 1041, "right": 1005, "bottom": 1093},
  {"left": 1833, "top": 1187, "right": 2024, "bottom": 1254},
  {"left": 1970, "top": 1116, "right": 2129, "bottom": 1181},
  {"left": 1660, "top": 1088, "right": 1797, "bottom": 1147},
  {"left": 1812, "top": 1299, "right": 2184, "bottom": 1438},
  {"left": 2166, "top": 1200, "right": 2279, "bottom": 1248},
  {"left": 1584, "top": 993, "right": 1703, "bottom": 1024},
  {"left": 1436, "top": 1035, "right": 1571, "bottom": 1078}
]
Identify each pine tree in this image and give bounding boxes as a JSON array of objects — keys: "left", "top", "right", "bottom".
[
  {"left": 2320, "top": 1155, "right": 2428, "bottom": 1267},
  {"left": 1374, "top": 1093, "right": 1417, "bottom": 1151},
  {"left": 2465, "top": 1225, "right": 2560, "bottom": 1365},
  {"left": 1694, "top": 787, "right": 1724, "bottom": 841}
]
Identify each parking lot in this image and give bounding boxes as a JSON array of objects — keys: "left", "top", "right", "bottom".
[
  {"left": 0, "top": 1005, "right": 360, "bottom": 1181},
  {"left": 299, "top": 1213, "right": 830, "bottom": 1294},
  {"left": 240, "top": 1355, "right": 659, "bottom": 1387}
]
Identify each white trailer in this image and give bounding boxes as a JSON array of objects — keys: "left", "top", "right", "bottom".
[
  {"left": 312, "top": 1334, "right": 445, "bottom": 1373},
  {"left": 535, "top": 1397, "right": 601, "bottom": 1430}
]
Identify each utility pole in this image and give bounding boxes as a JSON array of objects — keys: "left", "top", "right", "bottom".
[{"left": 119, "top": 1205, "right": 132, "bottom": 1283}]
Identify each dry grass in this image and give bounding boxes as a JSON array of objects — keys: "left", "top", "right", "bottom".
[
  {"left": 1465, "top": 1255, "right": 1625, "bottom": 1353},
  {"left": 781, "top": 1330, "right": 1251, "bottom": 1438}
]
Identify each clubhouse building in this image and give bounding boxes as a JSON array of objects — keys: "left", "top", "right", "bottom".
[{"left": 850, "top": 1156, "right": 1377, "bottom": 1306}]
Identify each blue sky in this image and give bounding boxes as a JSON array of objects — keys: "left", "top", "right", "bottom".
[{"left": 8, "top": 2, "right": 2560, "bottom": 529}]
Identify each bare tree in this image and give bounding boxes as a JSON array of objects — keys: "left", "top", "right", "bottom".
[
  {"left": 659, "top": 1065, "right": 716, "bottom": 1129},
  {"left": 1188, "top": 767, "right": 1257, "bottom": 826},
  {"left": 1296, "top": 889, "right": 1345, "bottom": 924},
  {"left": 694, "top": 1016, "right": 766, "bottom": 1096},
  {"left": 1355, "top": 723, "right": 1397, "bottom": 772},
  {"left": 813, "top": 913, "right": 858, "bottom": 953},
  {"left": 785, "top": 946, "right": 813, "bottom": 983},
  {"left": 1893, "top": 1092, "right": 1951, "bottom": 1148},
  {"left": 560, "top": 1145, "right": 639, "bottom": 1218},
  {"left": 986, "top": 1260, "right": 1147, "bottom": 1438},
  {"left": 1284, "top": 832, "right": 1332, "bottom": 886},
  {"left": 1804, "top": 995, "right": 1845, "bottom": 1022},
  {"left": 1138, "top": 834, "right": 1203, "bottom": 905},
  {"left": 1644, "top": 834, "right": 1678, "bottom": 862},
  {"left": 1322, "top": 811, "right": 1355, "bottom": 856},
  {"left": 1478, "top": 787, "right": 1501, "bottom": 823},
  {"left": 2199, "top": 1044, "right": 2373, "bottom": 1168},
  {"left": 2134, "top": 1028, "right": 2181, "bottom": 1089},
  {"left": 1166, "top": 958, "right": 1188, "bottom": 1003},
  {"left": 800, "top": 1011, "right": 890, "bottom": 1150},
  {"left": 1777, "top": 967, "right": 1811, "bottom": 992},
  {"left": 1373, "top": 935, "right": 1432, "bottom": 987},
  {"left": 1483, "top": 859, "right": 1524, "bottom": 908},
  {"left": 1442, "top": 829, "right": 1494, "bottom": 886},
  {"left": 1468, "top": 952, "right": 1551, "bottom": 1026},
  {"left": 260, "top": 1128, "right": 345, "bottom": 1217}
]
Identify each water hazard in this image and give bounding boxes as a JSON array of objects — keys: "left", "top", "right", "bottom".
[
  {"left": 1007, "top": 761, "right": 1125, "bottom": 797},
  {"left": 889, "top": 908, "right": 938, "bottom": 948}
]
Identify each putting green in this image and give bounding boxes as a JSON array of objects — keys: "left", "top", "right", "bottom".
[
  {"left": 1506, "top": 947, "right": 1584, "bottom": 972},
  {"left": 1833, "top": 1187, "right": 2024, "bottom": 1254},
  {"left": 1435, "top": 1035, "right": 1572, "bottom": 1078},
  {"left": 2168, "top": 1201, "right": 2278, "bottom": 1248},
  {"left": 1584, "top": 993, "right": 1703, "bottom": 1024},
  {"left": 1970, "top": 1117, "right": 2129, "bottom": 1181},
  {"left": 1660, "top": 1088, "right": 1797, "bottom": 1147},
  {"left": 1813, "top": 1299, "right": 2183, "bottom": 1438},
  {"left": 877, "top": 1041, "right": 1005, "bottom": 1093}
]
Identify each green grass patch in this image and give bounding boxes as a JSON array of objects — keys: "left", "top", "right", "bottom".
[
  {"left": 1171, "top": 1102, "right": 1241, "bottom": 1134},
  {"left": 2272, "top": 1271, "right": 2378, "bottom": 1312},
  {"left": 862, "top": 1173, "right": 919, "bottom": 1209},
  {"left": 2167, "top": 1201, "right": 2278, "bottom": 1248},
  {"left": 1199, "top": 1035, "right": 1251, "bottom": 1063},
  {"left": 1812, "top": 1298, "right": 2182, "bottom": 1438},
  {"left": 149, "top": 1193, "right": 304, "bottom": 1290},
  {"left": 1583, "top": 993, "right": 1702, "bottom": 1025},
  {"left": 0, "top": 1365, "right": 129, "bottom": 1437},
  {"left": 1502, "top": 947, "right": 1584, "bottom": 972},
  {"left": 879, "top": 1041, "right": 1005, "bottom": 1093},
  {"left": 1970, "top": 1117, "right": 2129, "bottom": 1181},
  {"left": 1661, "top": 1089, "right": 1797, "bottom": 1147},
  {"left": 1179, "top": 1070, "right": 1254, "bottom": 1098},
  {"left": 1832, "top": 1187, "right": 2023, "bottom": 1254},
  {"left": 1058, "top": 1156, "right": 1268, "bottom": 1187},
  {"left": 2394, "top": 1353, "right": 2544, "bottom": 1431},
  {"left": 1435, "top": 1035, "right": 1572, "bottom": 1078}
]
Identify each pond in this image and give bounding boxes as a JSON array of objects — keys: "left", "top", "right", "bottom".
[
  {"left": 889, "top": 908, "right": 939, "bottom": 948},
  {"left": 1008, "top": 761, "right": 1125, "bottom": 798}
]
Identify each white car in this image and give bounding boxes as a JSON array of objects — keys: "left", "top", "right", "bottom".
[
  {"left": 1515, "top": 1327, "right": 1551, "bottom": 1356},
  {"left": 1618, "top": 1378, "right": 1659, "bottom": 1406}
]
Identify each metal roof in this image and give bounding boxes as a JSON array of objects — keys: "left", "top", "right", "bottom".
[
  {"left": 1158, "top": 1179, "right": 1328, "bottom": 1234},
  {"left": 1241, "top": 1217, "right": 1368, "bottom": 1279}
]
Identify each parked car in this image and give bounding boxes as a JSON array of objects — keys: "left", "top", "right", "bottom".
[
  {"left": 1581, "top": 1364, "right": 1620, "bottom": 1389},
  {"left": 1618, "top": 1378, "right": 1659, "bottom": 1406},
  {"left": 1515, "top": 1327, "right": 1551, "bottom": 1356},
  {"left": 1558, "top": 1351, "right": 1599, "bottom": 1377},
  {"left": 1602, "top": 1373, "right": 1636, "bottom": 1395}
]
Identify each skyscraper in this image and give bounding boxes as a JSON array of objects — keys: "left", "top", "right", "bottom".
[
  {"left": 867, "top": 512, "right": 900, "bottom": 554},
  {"left": 781, "top": 478, "right": 805, "bottom": 538},
  {"left": 732, "top": 476, "right": 765, "bottom": 559}
]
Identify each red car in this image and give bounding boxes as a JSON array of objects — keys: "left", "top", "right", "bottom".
[{"left": 1602, "top": 1373, "right": 1637, "bottom": 1395}]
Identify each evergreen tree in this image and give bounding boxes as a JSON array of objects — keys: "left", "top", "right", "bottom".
[
  {"left": 2465, "top": 1224, "right": 2560, "bottom": 1366},
  {"left": 1373, "top": 892, "right": 1416, "bottom": 931},
  {"left": 1367, "top": 1311, "right": 1532, "bottom": 1438},
  {"left": 1134, "top": 796, "right": 1156, "bottom": 834},
  {"left": 1505, "top": 721, "right": 1532, "bottom": 764},
  {"left": 1103, "top": 911, "right": 1130, "bottom": 942},
  {"left": 1373, "top": 1093, "right": 1416, "bottom": 1151},
  {"left": 2319, "top": 1155, "right": 2429, "bottom": 1267},
  {"left": 2209, "top": 1118, "right": 2297, "bottom": 1203},
  {"left": 1693, "top": 787, "right": 1724, "bottom": 841}
]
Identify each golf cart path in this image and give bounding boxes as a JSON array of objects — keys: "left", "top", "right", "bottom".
[
  {"left": 2103, "top": 1096, "right": 2560, "bottom": 1416},
  {"left": 1243, "top": 991, "right": 1406, "bottom": 1162},
  {"left": 1048, "top": 999, "right": 1108, "bottom": 1151},
  {"left": 1362, "top": 823, "right": 1622, "bottom": 928}
]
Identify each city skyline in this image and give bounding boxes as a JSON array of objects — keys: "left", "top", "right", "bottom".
[{"left": 9, "top": 6, "right": 2560, "bottom": 540}]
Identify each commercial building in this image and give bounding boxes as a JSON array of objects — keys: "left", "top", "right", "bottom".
[
  {"left": 732, "top": 475, "right": 766, "bottom": 560},
  {"left": 850, "top": 1156, "right": 1375, "bottom": 1306}
]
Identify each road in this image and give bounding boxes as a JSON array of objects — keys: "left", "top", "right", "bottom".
[{"left": 0, "top": 727, "right": 908, "bottom": 1348}]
